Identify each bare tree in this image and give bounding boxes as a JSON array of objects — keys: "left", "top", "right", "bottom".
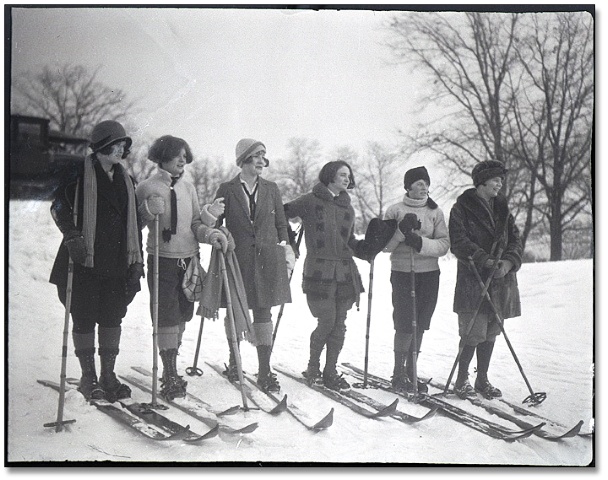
[
  {"left": 13, "top": 63, "right": 137, "bottom": 137},
  {"left": 186, "top": 157, "right": 238, "bottom": 207},
  {"left": 271, "top": 137, "right": 324, "bottom": 203},
  {"left": 349, "top": 142, "right": 402, "bottom": 230},
  {"left": 510, "top": 12, "right": 593, "bottom": 260},
  {"left": 385, "top": 11, "right": 593, "bottom": 259}
]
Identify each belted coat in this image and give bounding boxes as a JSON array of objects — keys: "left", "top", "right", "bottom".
[{"left": 449, "top": 188, "right": 522, "bottom": 318}]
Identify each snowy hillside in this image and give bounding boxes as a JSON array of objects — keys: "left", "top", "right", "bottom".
[{"left": 6, "top": 200, "right": 594, "bottom": 466}]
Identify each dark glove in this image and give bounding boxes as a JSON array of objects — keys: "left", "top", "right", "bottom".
[
  {"left": 403, "top": 231, "right": 423, "bottom": 253},
  {"left": 125, "top": 262, "right": 145, "bottom": 296},
  {"left": 354, "top": 240, "right": 375, "bottom": 263},
  {"left": 63, "top": 231, "right": 88, "bottom": 265},
  {"left": 399, "top": 213, "right": 421, "bottom": 236}
]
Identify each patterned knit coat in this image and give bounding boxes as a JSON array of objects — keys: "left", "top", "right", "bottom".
[{"left": 284, "top": 183, "right": 364, "bottom": 303}]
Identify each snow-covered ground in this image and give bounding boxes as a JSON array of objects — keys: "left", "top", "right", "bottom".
[{"left": 6, "top": 200, "right": 594, "bottom": 466}]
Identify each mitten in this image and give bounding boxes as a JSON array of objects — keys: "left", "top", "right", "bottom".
[
  {"left": 399, "top": 213, "right": 421, "bottom": 236},
  {"left": 125, "top": 262, "right": 145, "bottom": 301},
  {"left": 403, "top": 231, "right": 423, "bottom": 253},
  {"left": 64, "top": 231, "right": 88, "bottom": 265},
  {"left": 146, "top": 196, "right": 165, "bottom": 216},
  {"left": 209, "top": 230, "right": 229, "bottom": 253},
  {"left": 494, "top": 259, "right": 514, "bottom": 279}
]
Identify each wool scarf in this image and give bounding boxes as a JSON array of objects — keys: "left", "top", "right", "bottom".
[{"left": 82, "top": 155, "right": 142, "bottom": 268}]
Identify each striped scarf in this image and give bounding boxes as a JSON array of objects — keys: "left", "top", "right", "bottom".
[{"left": 82, "top": 155, "right": 142, "bottom": 268}]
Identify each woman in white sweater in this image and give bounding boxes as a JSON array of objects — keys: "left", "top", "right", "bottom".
[
  {"left": 136, "top": 135, "right": 227, "bottom": 400},
  {"left": 383, "top": 166, "right": 449, "bottom": 393}
]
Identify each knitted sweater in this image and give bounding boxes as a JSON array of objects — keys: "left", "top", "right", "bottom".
[
  {"left": 135, "top": 169, "right": 217, "bottom": 259},
  {"left": 383, "top": 194, "right": 450, "bottom": 273}
]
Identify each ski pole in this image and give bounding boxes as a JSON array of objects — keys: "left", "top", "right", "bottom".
[
  {"left": 443, "top": 248, "right": 504, "bottom": 395},
  {"left": 150, "top": 214, "right": 161, "bottom": 407},
  {"left": 271, "top": 225, "right": 304, "bottom": 351},
  {"left": 409, "top": 247, "right": 419, "bottom": 397},
  {"left": 186, "top": 316, "right": 205, "bottom": 376},
  {"left": 467, "top": 257, "right": 547, "bottom": 405},
  {"left": 219, "top": 252, "right": 249, "bottom": 410},
  {"left": 47, "top": 181, "right": 80, "bottom": 432},
  {"left": 359, "top": 258, "right": 375, "bottom": 389}
]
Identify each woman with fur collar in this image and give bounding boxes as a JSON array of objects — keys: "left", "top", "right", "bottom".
[
  {"left": 284, "top": 161, "right": 366, "bottom": 392},
  {"left": 449, "top": 160, "right": 523, "bottom": 400}
]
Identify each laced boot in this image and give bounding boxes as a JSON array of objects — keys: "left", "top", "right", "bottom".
[
  {"left": 474, "top": 376, "right": 503, "bottom": 399},
  {"left": 406, "top": 361, "right": 429, "bottom": 394},
  {"left": 453, "top": 344, "right": 476, "bottom": 399},
  {"left": 159, "top": 349, "right": 186, "bottom": 400},
  {"left": 223, "top": 342, "right": 241, "bottom": 382},
  {"left": 75, "top": 348, "right": 105, "bottom": 401},
  {"left": 474, "top": 340, "right": 502, "bottom": 399},
  {"left": 302, "top": 359, "right": 323, "bottom": 386},
  {"left": 257, "top": 345, "right": 280, "bottom": 393},
  {"left": 391, "top": 351, "right": 409, "bottom": 392},
  {"left": 99, "top": 348, "right": 131, "bottom": 402},
  {"left": 322, "top": 368, "right": 350, "bottom": 392}
]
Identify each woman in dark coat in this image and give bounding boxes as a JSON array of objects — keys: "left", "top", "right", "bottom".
[
  {"left": 449, "top": 160, "right": 523, "bottom": 400},
  {"left": 209, "top": 138, "right": 294, "bottom": 392},
  {"left": 284, "top": 161, "right": 366, "bottom": 391},
  {"left": 49, "top": 120, "right": 144, "bottom": 402}
]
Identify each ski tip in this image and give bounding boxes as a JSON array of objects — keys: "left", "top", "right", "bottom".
[
  {"left": 184, "top": 424, "right": 220, "bottom": 443},
  {"left": 236, "top": 422, "right": 259, "bottom": 434},
  {"left": 312, "top": 408, "right": 334, "bottom": 430},
  {"left": 372, "top": 398, "right": 399, "bottom": 418},
  {"left": 269, "top": 394, "right": 288, "bottom": 415},
  {"left": 217, "top": 405, "right": 241, "bottom": 417}
]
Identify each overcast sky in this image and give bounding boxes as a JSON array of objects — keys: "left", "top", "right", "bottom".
[{"left": 10, "top": 6, "right": 437, "bottom": 164}]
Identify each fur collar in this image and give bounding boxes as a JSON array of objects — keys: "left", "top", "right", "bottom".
[{"left": 312, "top": 182, "right": 351, "bottom": 208}]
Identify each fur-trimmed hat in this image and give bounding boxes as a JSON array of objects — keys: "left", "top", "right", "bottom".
[
  {"left": 403, "top": 166, "right": 431, "bottom": 189},
  {"left": 235, "top": 138, "right": 268, "bottom": 167},
  {"left": 472, "top": 160, "right": 507, "bottom": 187},
  {"left": 90, "top": 120, "right": 132, "bottom": 154}
]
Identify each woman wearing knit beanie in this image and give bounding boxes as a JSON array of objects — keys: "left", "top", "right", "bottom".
[
  {"left": 135, "top": 135, "right": 229, "bottom": 400},
  {"left": 449, "top": 160, "right": 522, "bottom": 400},
  {"left": 207, "top": 138, "right": 294, "bottom": 393},
  {"left": 383, "top": 166, "right": 450, "bottom": 393}
]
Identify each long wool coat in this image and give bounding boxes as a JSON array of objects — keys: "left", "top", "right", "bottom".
[
  {"left": 449, "top": 188, "right": 522, "bottom": 318},
  {"left": 214, "top": 175, "right": 291, "bottom": 309},
  {"left": 49, "top": 160, "right": 142, "bottom": 288},
  {"left": 284, "top": 183, "right": 364, "bottom": 304}
]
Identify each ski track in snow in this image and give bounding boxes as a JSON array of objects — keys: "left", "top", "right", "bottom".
[{"left": 6, "top": 200, "right": 594, "bottom": 465}]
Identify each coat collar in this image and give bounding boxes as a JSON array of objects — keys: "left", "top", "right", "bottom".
[
  {"left": 458, "top": 187, "right": 510, "bottom": 238},
  {"left": 228, "top": 174, "right": 269, "bottom": 222},
  {"left": 312, "top": 182, "right": 351, "bottom": 208}
]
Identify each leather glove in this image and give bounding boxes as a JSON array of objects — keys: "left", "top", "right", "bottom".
[
  {"left": 282, "top": 243, "right": 296, "bottom": 277},
  {"left": 64, "top": 231, "right": 88, "bottom": 265},
  {"left": 403, "top": 231, "right": 423, "bottom": 253},
  {"left": 209, "top": 230, "right": 229, "bottom": 253},
  {"left": 494, "top": 259, "right": 514, "bottom": 279},
  {"left": 207, "top": 197, "right": 225, "bottom": 218},
  {"left": 399, "top": 213, "right": 421, "bottom": 236},
  {"left": 146, "top": 196, "right": 165, "bottom": 216}
]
